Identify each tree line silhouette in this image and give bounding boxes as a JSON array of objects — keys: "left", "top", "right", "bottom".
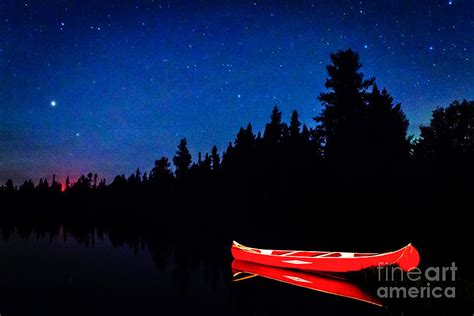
[
  {"left": 3, "top": 49, "right": 472, "bottom": 194},
  {"left": 1, "top": 49, "right": 473, "bottom": 278}
]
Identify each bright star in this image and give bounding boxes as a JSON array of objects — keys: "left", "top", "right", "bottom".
[
  {"left": 364, "top": 44, "right": 368, "bottom": 49},
  {"left": 50, "top": 100, "right": 57, "bottom": 107}
]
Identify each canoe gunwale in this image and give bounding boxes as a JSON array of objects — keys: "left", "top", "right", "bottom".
[
  {"left": 232, "top": 240, "right": 409, "bottom": 260},
  {"left": 231, "top": 241, "right": 420, "bottom": 272}
]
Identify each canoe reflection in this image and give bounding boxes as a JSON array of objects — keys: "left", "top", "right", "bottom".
[{"left": 232, "top": 260, "right": 383, "bottom": 307}]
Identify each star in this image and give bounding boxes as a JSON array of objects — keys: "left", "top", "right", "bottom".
[{"left": 3, "top": 0, "right": 473, "bottom": 187}]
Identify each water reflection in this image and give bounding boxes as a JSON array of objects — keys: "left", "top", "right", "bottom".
[
  {"left": 232, "top": 260, "right": 383, "bottom": 307},
  {"left": 0, "top": 226, "right": 469, "bottom": 315},
  {"left": 0, "top": 226, "right": 391, "bottom": 316}
]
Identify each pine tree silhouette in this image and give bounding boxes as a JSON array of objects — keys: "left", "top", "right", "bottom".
[
  {"left": 151, "top": 157, "right": 174, "bottom": 184},
  {"left": 203, "top": 153, "right": 211, "bottom": 171},
  {"left": 414, "top": 100, "right": 474, "bottom": 175},
  {"left": 235, "top": 124, "right": 255, "bottom": 152},
  {"left": 210, "top": 145, "right": 220, "bottom": 171},
  {"left": 173, "top": 138, "right": 192, "bottom": 179},
  {"left": 366, "top": 84, "right": 410, "bottom": 175},
  {"left": 51, "top": 174, "right": 61, "bottom": 192},
  {"left": 315, "top": 49, "right": 374, "bottom": 176},
  {"left": 4, "top": 179, "right": 14, "bottom": 193},
  {"left": 264, "top": 107, "right": 288, "bottom": 145},
  {"left": 289, "top": 110, "right": 301, "bottom": 139},
  {"left": 65, "top": 176, "right": 71, "bottom": 191}
]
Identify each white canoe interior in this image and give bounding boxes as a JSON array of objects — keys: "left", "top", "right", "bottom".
[{"left": 233, "top": 241, "right": 379, "bottom": 258}]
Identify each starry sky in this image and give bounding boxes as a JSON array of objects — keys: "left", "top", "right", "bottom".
[{"left": 1, "top": 0, "right": 473, "bottom": 184}]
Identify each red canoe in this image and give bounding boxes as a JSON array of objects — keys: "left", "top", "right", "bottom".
[
  {"left": 231, "top": 241, "right": 420, "bottom": 272},
  {"left": 232, "top": 260, "right": 383, "bottom": 307}
]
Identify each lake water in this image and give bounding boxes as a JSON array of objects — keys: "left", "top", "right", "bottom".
[
  {"left": 0, "top": 227, "right": 474, "bottom": 316},
  {"left": 0, "top": 228, "right": 393, "bottom": 316}
]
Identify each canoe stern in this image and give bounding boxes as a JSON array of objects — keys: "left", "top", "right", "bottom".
[{"left": 397, "top": 243, "right": 420, "bottom": 272}]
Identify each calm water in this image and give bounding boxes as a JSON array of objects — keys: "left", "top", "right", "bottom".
[
  {"left": 0, "top": 229, "right": 394, "bottom": 316},
  {"left": 0, "top": 230, "right": 470, "bottom": 316}
]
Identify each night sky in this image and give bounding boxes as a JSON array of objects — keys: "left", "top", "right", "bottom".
[{"left": 1, "top": 0, "right": 473, "bottom": 184}]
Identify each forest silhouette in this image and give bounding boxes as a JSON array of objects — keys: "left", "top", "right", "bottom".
[{"left": 1, "top": 49, "right": 473, "bottom": 285}]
